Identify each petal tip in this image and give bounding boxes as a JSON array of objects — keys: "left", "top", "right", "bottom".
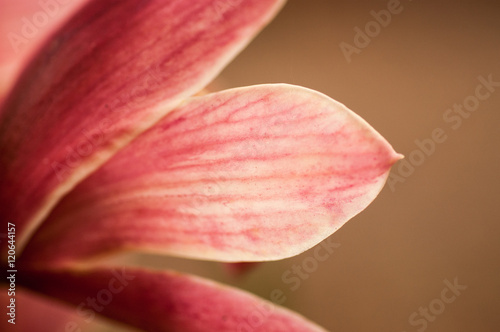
[{"left": 392, "top": 152, "right": 405, "bottom": 164}]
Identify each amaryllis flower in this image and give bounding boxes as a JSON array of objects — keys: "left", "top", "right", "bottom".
[{"left": 0, "top": 0, "right": 401, "bottom": 331}]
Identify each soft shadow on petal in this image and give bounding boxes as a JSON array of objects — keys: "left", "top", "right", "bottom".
[
  {"left": 0, "top": 0, "right": 286, "bottom": 254},
  {"left": 20, "top": 266, "right": 329, "bottom": 332},
  {"left": 23, "top": 84, "right": 402, "bottom": 266}
]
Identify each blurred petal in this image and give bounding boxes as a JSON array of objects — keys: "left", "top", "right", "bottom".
[
  {"left": 21, "top": 266, "right": 328, "bottom": 332},
  {"left": 0, "top": 286, "right": 85, "bottom": 332},
  {"left": 224, "top": 262, "right": 261, "bottom": 277},
  {"left": 0, "top": 0, "right": 286, "bottom": 253},
  {"left": 24, "top": 84, "right": 402, "bottom": 265},
  {"left": 0, "top": 0, "right": 89, "bottom": 102}
]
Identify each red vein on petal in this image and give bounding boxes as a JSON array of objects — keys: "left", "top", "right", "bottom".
[
  {"left": 22, "top": 84, "right": 401, "bottom": 266},
  {"left": 0, "top": 0, "right": 286, "bottom": 254}
]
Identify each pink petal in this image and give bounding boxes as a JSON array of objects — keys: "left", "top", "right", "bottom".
[
  {"left": 23, "top": 84, "right": 402, "bottom": 265},
  {"left": 0, "top": 0, "right": 90, "bottom": 102},
  {"left": 20, "top": 266, "right": 328, "bottom": 332},
  {"left": 0, "top": 286, "right": 86, "bottom": 332},
  {"left": 0, "top": 0, "right": 286, "bottom": 253}
]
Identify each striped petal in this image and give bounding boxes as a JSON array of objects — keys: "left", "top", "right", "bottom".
[
  {"left": 20, "top": 266, "right": 328, "bottom": 332},
  {"left": 23, "top": 84, "right": 401, "bottom": 266},
  {"left": 0, "top": 0, "right": 286, "bottom": 253}
]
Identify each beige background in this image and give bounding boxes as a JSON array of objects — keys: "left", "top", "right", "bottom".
[{"left": 152, "top": 1, "right": 499, "bottom": 331}]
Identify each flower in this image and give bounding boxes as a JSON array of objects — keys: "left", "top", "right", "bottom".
[{"left": 0, "top": 0, "right": 401, "bottom": 331}]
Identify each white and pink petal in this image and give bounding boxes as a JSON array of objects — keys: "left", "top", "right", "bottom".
[
  {"left": 0, "top": 0, "right": 286, "bottom": 254},
  {"left": 23, "top": 84, "right": 401, "bottom": 266}
]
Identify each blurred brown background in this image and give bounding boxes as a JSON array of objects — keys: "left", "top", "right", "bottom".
[
  {"left": 160, "top": 1, "right": 499, "bottom": 331},
  {"left": 9, "top": 0, "right": 499, "bottom": 331}
]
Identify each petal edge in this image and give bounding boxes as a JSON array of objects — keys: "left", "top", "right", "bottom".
[{"left": 24, "top": 84, "right": 401, "bottom": 266}]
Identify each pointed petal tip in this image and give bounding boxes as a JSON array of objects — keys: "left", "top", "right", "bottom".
[{"left": 393, "top": 152, "right": 405, "bottom": 163}]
